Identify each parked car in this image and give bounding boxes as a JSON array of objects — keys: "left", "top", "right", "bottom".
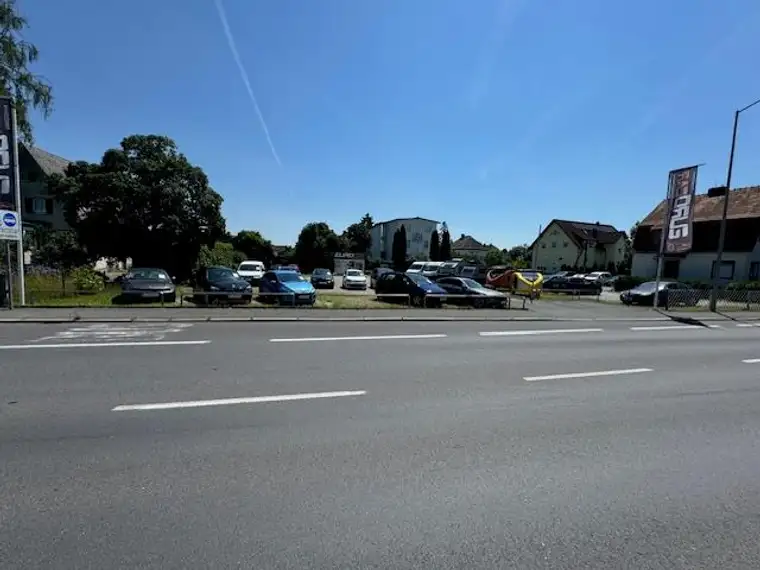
[
  {"left": 406, "top": 261, "right": 425, "bottom": 274},
  {"left": 435, "top": 276, "right": 508, "bottom": 308},
  {"left": 237, "top": 260, "right": 266, "bottom": 285},
  {"left": 193, "top": 265, "right": 253, "bottom": 305},
  {"left": 341, "top": 268, "right": 368, "bottom": 290},
  {"left": 310, "top": 268, "right": 335, "bottom": 289},
  {"left": 370, "top": 267, "right": 393, "bottom": 289},
  {"left": 585, "top": 271, "right": 613, "bottom": 284},
  {"left": 259, "top": 269, "right": 316, "bottom": 306},
  {"left": 620, "top": 281, "right": 697, "bottom": 307},
  {"left": 120, "top": 267, "right": 176, "bottom": 303},
  {"left": 542, "top": 274, "right": 601, "bottom": 295},
  {"left": 374, "top": 271, "right": 447, "bottom": 307}
]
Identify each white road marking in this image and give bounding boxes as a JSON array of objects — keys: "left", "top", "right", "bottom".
[
  {"left": 524, "top": 368, "right": 653, "bottom": 382},
  {"left": 736, "top": 323, "right": 760, "bottom": 328},
  {"left": 35, "top": 323, "right": 194, "bottom": 343},
  {"left": 629, "top": 325, "right": 720, "bottom": 331},
  {"left": 0, "top": 340, "right": 210, "bottom": 350},
  {"left": 479, "top": 328, "right": 603, "bottom": 337},
  {"left": 742, "top": 359, "right": 760, "bottom": 364},
  {"left": 269, "top": 334, "right": 447, "bottom": 343},
  {"left": 112, "top": 390, "right": 367, "bottom": 411}
]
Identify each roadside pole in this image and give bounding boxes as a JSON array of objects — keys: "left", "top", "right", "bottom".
[
  {"left": 5, "top": 240, "right": 12, "bottom": 308},
  {"left": 10, "top": 105, "right": 23, "bottom": 305}
]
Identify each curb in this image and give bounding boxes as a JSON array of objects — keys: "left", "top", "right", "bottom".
[{"left": 1, "top": 315, "right": 759, "bottom": 324}]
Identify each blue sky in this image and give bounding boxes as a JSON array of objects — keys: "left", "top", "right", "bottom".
[{"left": 21, "top": 0, "right": 760, "bottom": 247}]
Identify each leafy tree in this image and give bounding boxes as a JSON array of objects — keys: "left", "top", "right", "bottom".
[
  {"left": 429, "top": 230, "right": 440, "bottom": 261},
  {"left": 49, "top": 134, "right": 226, "bottom": 281},
  {"left": 484, "top": 247, "right": 505, "bottom": 267},
  {"left": 342, "top": 213, "right": 373, "bottom": 254},
  {"left": 30, "top": 229, "right": 93, "bottom": 292},
  {"left": 0, "top": 0, "right": 54, "bottom": 143},
  {"left": 392, "top": 225, "right": 407, "bottom": 270},
  {"left": 197, "top": 241, "right": 246, "bottom": 269},
  {"left": 507, "top": 244, "right": 530, "bottom": 264},
  {"left": 294, "top": 222, "right": 341, "bottom": 272},
  {"left": 231, "top": 230, "right": 275, "bottom": 265},
  {"left": 439, "top": 229, "right": 451, "bottom": 261}
]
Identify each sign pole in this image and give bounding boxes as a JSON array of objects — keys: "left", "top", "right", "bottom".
[
  {"left": 5, "top": 240, "right": 12, "bottom": 309},
  {"left": 10, "top": 105, "right": 23, "bottom": 305},
  {"left": 652, "top": 215, "right": 668, "bottom": 309}
]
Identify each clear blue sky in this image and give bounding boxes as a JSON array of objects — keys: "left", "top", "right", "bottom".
[{"left": 20, "top": 0, "right": 760, "bottom": 247}]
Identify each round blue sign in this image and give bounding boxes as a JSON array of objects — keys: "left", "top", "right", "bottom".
[{"left": 2, "top": 212, "right": 17, "bottom": 227}]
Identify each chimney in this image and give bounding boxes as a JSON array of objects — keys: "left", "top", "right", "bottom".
[{"left": 707, "top": 186, "right": 727, "bottom": 198}]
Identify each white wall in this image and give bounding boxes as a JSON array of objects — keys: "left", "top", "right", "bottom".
[
  {"left": 369, "top": 219, "right": 438, "bottom": 261},
  {"left": 632, "top": 251, "right": 753, "bottom": 281},
  {"left": 533, "top": 222, "right": 580, "bottom": 272}
]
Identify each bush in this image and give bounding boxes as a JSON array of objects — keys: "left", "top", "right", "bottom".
[{"left": 71, "top": 267, "right": 105, "bottom": 294}]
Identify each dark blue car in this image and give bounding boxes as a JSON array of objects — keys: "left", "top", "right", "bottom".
[
  {"left": 374, "top": 271, "right": 447, "bottom": 307},
  {"left": 259, "top": 269, "right": 317, "bottom": 306}
]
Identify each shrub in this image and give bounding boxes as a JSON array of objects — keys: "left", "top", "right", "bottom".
[{"left": 71, "top": 267, "right": 105, "bottom": 294}]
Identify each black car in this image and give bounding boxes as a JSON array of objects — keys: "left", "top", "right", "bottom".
[
  {"left": 374, "top": 271, "right": 447, "bottom": 307},
  {"left": 370, "top": 267, "right": 393, "bottom": 289},
  {"left": 119, "top": 267, "right": 177, "bottom": 303},
  {"left": 310, "top": 268, "right": 335, "bottom": 289},
  {"left": 192, "top": 265, "right": 253, "bottom": 305},
  {"left": 620, "top": 280, "right": 697, "bottom": 307},
  {"left": 435, "top": 276, "right": 508, "bottom": 308},
  {"left": 543, "top": 274, "right": 601, "bottom": 295}
]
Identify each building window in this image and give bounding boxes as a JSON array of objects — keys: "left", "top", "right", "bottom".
[
  {"left": 563, "top": 241, "right": 568, "bottom": 247},
  {"left": 551, "top": 241, "right": 557, "bottom": 248},
  {"left": 541, "top": 244, "right": 546, "bottom": 249},
  {"left": 711, "top": 260, "right": 735, "bottom": 280},
  {"left": 25, "top": 197, "right": 54, "bottom": 215},
  {"left": 423, "top": 240, "right": 429, "bottom": 249},
  {"left": 750, "top": 262, "right": 759, "bottom": 280},
  {"left": 406, "top": 240, "right": 410, "bottom": 248}
]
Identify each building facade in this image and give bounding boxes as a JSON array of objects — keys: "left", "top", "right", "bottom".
[
  {"left": 631, "top": 186, "right": 760, "bottom": 282},
  {"left": 19, "top": 145, "right": 71, "bottom": 232},
  {"left": 530, "top": 219, "right": 627, "bottom": 274},
  {"left": 451, "top": 234, "right": 489, "bottom": 262},
  {"left": 368, "top": 217, "right": 439, "bottom": 262}
]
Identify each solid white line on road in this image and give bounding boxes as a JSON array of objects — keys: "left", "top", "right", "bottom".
[
  {"left": 736, "top": 323, "right": 760, "bottom": 328},
  {"left": 629, "top": 325, "right": 720, "bottom": 331},
  {"left": 524, "top": 368, "right": 654, "bottom": 382},
  {"left": 0, "top": 340, "right": 211, "bottom": 350},
  {"left": 269, "top": 334, "right": 447, "bottom": 343},
  {"left": 112, "top": 390, "right": 367, "bottom": 411},
  {"left": 742, "top": 359, "right": 760, "bottom": 364},
  {"left": 479, "top": 328, "right": 603, "bottom": 337}
]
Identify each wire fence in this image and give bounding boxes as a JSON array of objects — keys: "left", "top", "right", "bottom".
[{"left": 665, "top": 288, "right": 760, "bottom": 311}]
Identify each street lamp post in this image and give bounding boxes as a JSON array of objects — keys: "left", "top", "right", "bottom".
[{"left": 709, "top": 97, "right": 760, "bottom": 312}]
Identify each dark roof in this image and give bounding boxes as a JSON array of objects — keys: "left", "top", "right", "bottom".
[
  {"left": 452, "top": 234, "right": 487, "bottom": 250},
  {"left": 372, "top": 216, "right": 439, "bottom": 228},
  {"left": 530, "top": 219, "right": 625, "bottom": 249},
  {"left": 639, "top": 186, "right": 760, "bottom": 227},
  {"left": 633, "top": 218, "right": 760, "bottom": 254},
  {"left": 23, "top": 145, "right": 71, "bottom": 176}
]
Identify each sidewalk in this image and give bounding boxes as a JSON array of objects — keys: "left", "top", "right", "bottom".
[{"left": 1, "top": 305, "right": 758, "bottom": 323}]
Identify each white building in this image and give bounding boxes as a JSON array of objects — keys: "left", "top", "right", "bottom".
[{"left": 368, "top": 217, "right": 439, "bottom": 262}]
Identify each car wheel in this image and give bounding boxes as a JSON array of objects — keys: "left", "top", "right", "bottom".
[
  {"left": 473, "top": 297, "right": 485, "bottom": 309},
  {"left": 411, "top": 295, "right": 425, "bottom": 307}
]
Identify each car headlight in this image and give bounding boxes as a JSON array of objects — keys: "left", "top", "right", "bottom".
[
  {"left": 209, "top": 285, "right": 220, "bottom": 291},
  {"left": 245, "top": 285, "right": 253, "bottom": 292}
]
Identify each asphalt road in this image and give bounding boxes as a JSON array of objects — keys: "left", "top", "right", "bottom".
[{"left": 3, "top": 320, "right": 760, "bottom": 569}]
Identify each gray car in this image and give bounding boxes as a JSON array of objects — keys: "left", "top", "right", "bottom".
[{"left": 120, "top": 267, "right": 177, "bottom": 303}]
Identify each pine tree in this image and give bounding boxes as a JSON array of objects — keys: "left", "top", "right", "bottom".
[
  {"left": 440, "top": 229, "right": 451, "bottom": 261},
  {"left": 429, "top": 230, "right": 440, "bottom": 261}
]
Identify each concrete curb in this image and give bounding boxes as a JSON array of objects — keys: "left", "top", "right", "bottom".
[{"left": 1, "top": 315, "right": 759, "bottom": 324}]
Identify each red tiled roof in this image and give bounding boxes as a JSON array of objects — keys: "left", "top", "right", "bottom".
[
  {"left": 452, "top": 234, "right": 487, "bottom": 250},
  {"left": 640, "top": 186, "right": 760, "bottom": 227}
]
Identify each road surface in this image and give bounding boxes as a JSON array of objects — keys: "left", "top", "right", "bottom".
[{"left": 3, "top": 320, "right": 760, "bottom": 568}]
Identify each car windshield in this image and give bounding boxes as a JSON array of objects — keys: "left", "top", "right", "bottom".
[
  {"left": 635, "top": 282, "right": 659, "bottom": 292},
  {"left": 127, "top": 269, "right": 170, "bottom": 281},
  {"left": 422, "top": 264, "right": 440, "bottom": 272},
  {"left": 208, "top": 267, "right": 236, "bottom": 281},
  {"left": 408, "top": 263, "right": 424, "bottom": 271},
  {"left": 346, "top": 269, "right": 363, "bottom": 277},
  {"left": 279, "top": 272, "right": 305, "bottom": 282},
  {"left": 461, "top": 278, "right": 484, "bottom": 289},
  {"left": 313, "top": 268, "right": 330, "bottom": 275},
  {"left": 407, "top": 273, "right": 432, "bottom": 285},
  {"left": 239, "top": 263, "right": 262, "bottom": 271}
]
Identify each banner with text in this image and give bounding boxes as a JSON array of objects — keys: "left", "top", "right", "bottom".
[
  {"left": 663, "top": 165, "right": 699, "bottom": 254},
  {"left": 0, "top": 97, "right": 18, "bottom": 213}
]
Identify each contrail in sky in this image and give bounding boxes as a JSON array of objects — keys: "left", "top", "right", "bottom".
[{"left": 213, "top": 0, "right": 282, "bottom": 166}]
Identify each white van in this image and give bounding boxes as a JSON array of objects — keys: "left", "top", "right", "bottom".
[
  {"left": 406, "top": 261, "right": 425, "bottom": 274},
  {"left": 237, "top": 260, "right": 266, "bottom": 284}
]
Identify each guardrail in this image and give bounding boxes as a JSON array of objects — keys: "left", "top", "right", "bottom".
[{"left": 665, "top": 288, "right": 760, "bottom": 311}]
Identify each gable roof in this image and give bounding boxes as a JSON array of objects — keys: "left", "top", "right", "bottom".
[
  {"left": 452, "top": 234, "right": 487, "bottom": 250},
  {"left": 23, "top": 144, "right": 71, "bottom": 176},
  {"left": 639, "top": 185, "right": 760, "bottom": 227},
  {"left": 373, "top": 216, "right": 439, "bottom": 228},
  {"left": 530, "top": 219, "right": 625, "bottom": 249}
]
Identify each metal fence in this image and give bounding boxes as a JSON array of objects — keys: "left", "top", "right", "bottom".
[{"left": 665, "top": 288, "right": 760, "bottom": 311}]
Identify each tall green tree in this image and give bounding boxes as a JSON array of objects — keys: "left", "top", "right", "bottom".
[
  {"left": 197, "top": 241, "right": 246, "bottom": 269},
  {"left": 49, "top": 134, "right": 226, "bottom": 281},
  {"left": 0, "top": 0, "right": 53, "bottom": 143},
  {"left": 232, "top": 230, "right": 275, "bottom": 265},
  {"left": 392, "top": 225, "right": 407, "bottom": 270},
  {"left": 507, "top": 244, "right": 530, "bottom": 264},
  {"left": 439, "top": 229, "right": 451, "bottom": 261},
  {"left": 429, "top": 229, "right": 440, "bottom": 261},
  {"left": 294, "top": 222, "right": 341, "bottom": 272},
  {"left": 484, "top": 247, "right": 505, "bottom": 267},
  {"left": 342, "top": 213, "right": 373, "bottom": 254}
]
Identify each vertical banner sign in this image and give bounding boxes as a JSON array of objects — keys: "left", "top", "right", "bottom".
[
  {"left": 0, "top": 97, "right": 17, "bottom": 212},
  {"left": 663, "top": 165, "right": 698, "bottom": 254}
]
